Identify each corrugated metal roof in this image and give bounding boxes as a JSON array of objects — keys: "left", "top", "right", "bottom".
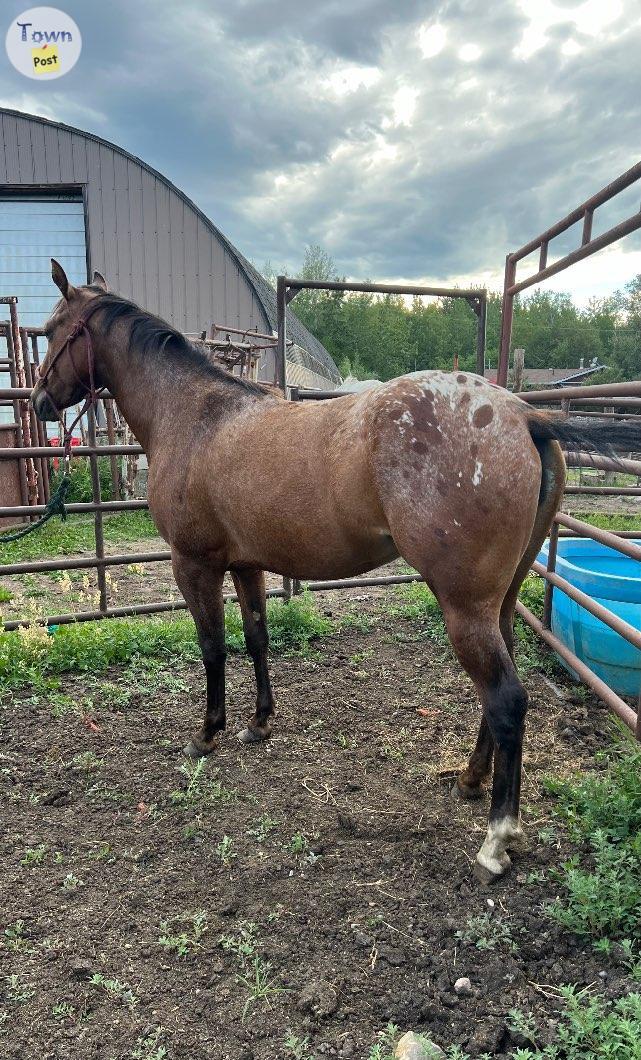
[{"left": 0, "top": 106, "right": 339, "bottom": 385}]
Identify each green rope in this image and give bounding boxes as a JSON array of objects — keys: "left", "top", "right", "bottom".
[{"left": 0, "top": 476, "right": 72, "bottom": 545}]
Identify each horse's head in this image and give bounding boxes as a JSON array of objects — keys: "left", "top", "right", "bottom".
[{"left": 31, "top": 259, "right": 108, "bottom": 422}]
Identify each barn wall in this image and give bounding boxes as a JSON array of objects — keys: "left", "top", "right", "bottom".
[{"left": 0, "top": 110, "right": 269, "bottom": 336}]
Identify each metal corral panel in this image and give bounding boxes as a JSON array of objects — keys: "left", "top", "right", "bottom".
[{"left": 0, "top": 108, "right": 340, "bottom": 387}]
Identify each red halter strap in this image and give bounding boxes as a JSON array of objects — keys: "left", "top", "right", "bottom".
[{"left": 37, "top": 316, "right": 104, "bottom": 465}]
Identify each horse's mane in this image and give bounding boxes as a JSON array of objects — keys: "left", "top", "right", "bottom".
[{"left": 85, "top": 289, "right": 271, "bottom": 397}]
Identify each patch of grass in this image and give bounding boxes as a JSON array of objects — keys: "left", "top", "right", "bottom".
[
  {"left": 0, "top": 593, "right": 332, "bottom": 689},
  {"left": 508, "top": 986, "right": 641, "bottom": 1060},
  {"left": 158, "top": 911, "right": 208, "bottom": 958},
  {"left": 545, "top": 737, "right": 641, "bottom": 943},
  {"left": 391, "top": 582, "right": 448, "bottom": 642},
  {"left": 572, "top": 511, "right": 640, "bottom": 533},
  {"left": 169, "top": 759, "right": 237, "bottom": 808},
  {"left": 0, "top": 510, "right": 159, "bottom": 564},
  {"left": 219, "top": 921, "right": 286, "bottom": 1021},
  {"left": 340, "top": 609, "right": 374, "bottom": 633}
]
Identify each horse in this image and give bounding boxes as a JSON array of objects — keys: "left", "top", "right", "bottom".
[{"left": 31, "top": 260, "right": 640, "bottom": 883}]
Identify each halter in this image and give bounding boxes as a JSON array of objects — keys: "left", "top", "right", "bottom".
[{"left": 37, "top": 313, "right": 104, "bottom": 470}]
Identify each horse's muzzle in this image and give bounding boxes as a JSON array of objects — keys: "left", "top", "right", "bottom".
[{"left": 31, "top": 386, "right": 58, "bottom": 422}]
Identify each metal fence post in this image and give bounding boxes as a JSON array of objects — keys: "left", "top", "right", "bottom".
[
  {"left": 86, "top": 406, "right": 108, "bottom": 615},
  {"left": 497, "top": 256, "right": 516, "bottom": 387},
  {"left": 276, "top": 275, "right": 287, "bottom": 394}
]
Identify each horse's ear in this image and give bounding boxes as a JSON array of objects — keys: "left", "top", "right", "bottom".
[
  {"left": 51, "top": 259, "right": 74, "bottom": 300},
  {"left": 92, "top": 270, "right": 108, "bottom": 292}
]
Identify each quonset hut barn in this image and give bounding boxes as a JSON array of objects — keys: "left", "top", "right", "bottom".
[{"left": 0, "top": 105, "right": 340, "bottom": 418}]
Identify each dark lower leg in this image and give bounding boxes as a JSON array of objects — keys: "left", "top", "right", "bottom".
[
  {"left": 172, "top": 554, "right": 226, "bottom": 757},
  {"left": 475, "top": 664, "right": 528, "bottom": 881},
  {"left": 457, "top": 716, "right": 494, "bottom": 799},
  {"left": 231, "top": 570, "right": 275, "bottom": 743},
  {"left": 443, "top": 606, "right": 528, "bottom": 880}
]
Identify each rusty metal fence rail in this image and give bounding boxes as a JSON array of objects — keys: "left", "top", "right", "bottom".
[
  {"left": 496, "top": 157, "right": 641, "bottom": 738},
  {"left": 497, "top": 160, "right": 641, "bottom": 388}
]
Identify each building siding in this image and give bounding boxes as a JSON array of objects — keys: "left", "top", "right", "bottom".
[
  {"left": 0, "top": 109, "right": 268, "bottom": 337},
  {"left": 0, "top": 108, "right": 340, "bottom": 389}
]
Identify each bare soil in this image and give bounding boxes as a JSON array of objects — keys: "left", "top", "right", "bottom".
[{"left": 1, "top": 586, "right": 635, "bottom": 1060}]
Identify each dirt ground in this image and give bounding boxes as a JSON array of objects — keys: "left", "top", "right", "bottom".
[{"left": 1, "top": 583, "right": 636, "bottom": 1060}]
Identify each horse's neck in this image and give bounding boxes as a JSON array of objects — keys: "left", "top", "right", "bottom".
[
  {"left": 95, "top": 337, "right": 169, "bottom": 455},
  {"left": 95, "top": 334, "right": 236, "bottom": 457}
]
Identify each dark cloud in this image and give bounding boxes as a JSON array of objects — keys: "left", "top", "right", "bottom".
[{"left": 1, "top": 0, "right": 640, "bottom": 291}]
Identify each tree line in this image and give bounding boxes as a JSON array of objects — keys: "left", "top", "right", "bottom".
[{"left": 262, "top": 246, "right": 640, "bottom": 384}]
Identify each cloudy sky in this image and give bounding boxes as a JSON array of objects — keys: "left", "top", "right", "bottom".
[{"left": 2, "top": 0, "right": 641, "bottom": 302}]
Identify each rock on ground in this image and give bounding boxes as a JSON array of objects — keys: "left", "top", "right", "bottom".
[{"left": 394, "top": 1031, "right": 446, "bottom": 1059}]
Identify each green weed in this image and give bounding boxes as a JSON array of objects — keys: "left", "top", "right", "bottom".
[
  {"left": 508, "top": 986, "right": 641, "bottom": 1059},
  {"left": 456, "top": 912, "right": 518, "bottom": 952},
  {"left": 237, "top": 955, "right": 286, "bottom": 1021},
  {"left": 4, "top": 975, "right": 35, "bottom": 1003},
  {"left": 21, "top": 844, "right": 47, "bottom": 867},
  {"left": 247, "top": 814, "right": 280, "bottom": 841},
  {"left": 158, "top": 911, "right": 208, "bottom": 958},
  {"left": 216, "top": 834, "right": 237, "bottom": 866},
  {"left": 89, "top": 972, "right": 138, "bottom": 1010},
  {"left": 130, "top": 1027, "right": 167, "bottom": 1060},
  {"left": 284, "top": 1031, "right": 315, "bottom": 1059},
  {"left": 169, "top": 759, "right": 236, "bottom": 808},
  {"left": 52, "top": 1001, "right": 75, "bottom": 1020},
  {"left": 545, "top": 738, "right": 641, "bottom": 943}
]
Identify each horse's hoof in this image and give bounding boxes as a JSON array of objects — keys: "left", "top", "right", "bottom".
[
  {"left": 452, "top": 778, "right": 485, "bottom": 802},
  {"left": 183, "top": 740, "right": 214, "bottom": 759},
  {"left": 472, "top": 854, "right": 511, "bottom": 886},
  {"left": 237, "top": 727, "right": 269, "bottom": 745}
]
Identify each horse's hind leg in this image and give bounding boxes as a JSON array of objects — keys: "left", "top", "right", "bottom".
[
  {"left": 455, "top": 439, "right": 565, "bottom": 803},
  {"left": 231, "top": 569, "right": 276, "bottom": 745},
  {"left": 171, "top": 551, "right": 227, "bottom": 758},
  {"left": 444, "top": 603, "right": 529, "bottom": 882}
]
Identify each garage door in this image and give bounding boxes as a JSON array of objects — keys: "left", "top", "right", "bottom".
[{"left": 0, "top": 192, "right": 86, "bottom": 422}]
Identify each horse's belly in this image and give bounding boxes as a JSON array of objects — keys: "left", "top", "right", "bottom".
[{"left": 229, "top": 526, "right": 398, "bottom": 581}]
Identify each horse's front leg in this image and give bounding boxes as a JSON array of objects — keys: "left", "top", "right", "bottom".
[
  {"left": 231, "top": 569, "right": 276, "bottom": 745},
  {"left": 171, "top": 551, "right": 226, "bottom": 757}
]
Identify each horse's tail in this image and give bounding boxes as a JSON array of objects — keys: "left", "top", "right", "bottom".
[{"left": 526, "top": 411, "right": 641, "bottom": 460}]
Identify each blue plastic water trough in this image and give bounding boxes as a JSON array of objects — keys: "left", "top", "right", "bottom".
[{"left": 536, "top": 537, "right": 641, "bottom": 698}]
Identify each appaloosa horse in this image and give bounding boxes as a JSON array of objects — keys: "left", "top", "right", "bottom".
[{"left": 31, "top": 261, "right": 640, "bottom": 882}]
